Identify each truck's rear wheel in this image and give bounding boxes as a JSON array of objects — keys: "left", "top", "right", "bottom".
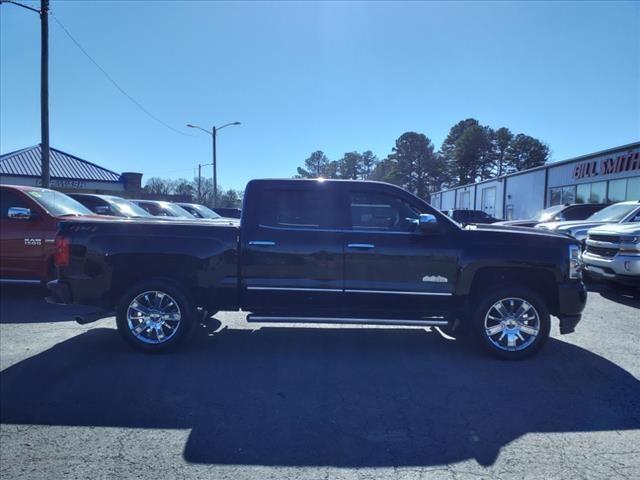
[
  {"left": 472, "top": 287, "right": 550, "bottom": 360},
  {"left": 116, "top": 280, "right": 195, "bottom": 352}
]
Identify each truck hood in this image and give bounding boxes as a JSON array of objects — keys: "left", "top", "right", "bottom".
[
  {"left": 589, "top": 223, "right": 640, "bottom": 235},
  {"left": 537, "top": 220, "right": 609, "bottom": 232},
  {"left": 464, "top": 223, "right": 574, "bottom": 241},
  {"left": 493, "top": 219, "right": 539, "bottom": 227}
]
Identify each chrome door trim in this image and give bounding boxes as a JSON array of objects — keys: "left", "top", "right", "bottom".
[
  {"left": 247, "top": 286, "right": 342, "bottom": 292},
  {"left": 0, "top": 279, "right": 41, "bottom": 284},
  {"left": 345, "top": 289, "right": 452, "bottom": 296},
  {"left": 246, "top": 286, "right": 451, "bottom": 296},
  {"left": 347, "top": 243, "right": 375, "bottom": 249},
  {"left": 247, "top": 315, "right": 448, "bottom": 326},
  {"left": 248, "top": 241, "right": 276, "bottom": 246}
]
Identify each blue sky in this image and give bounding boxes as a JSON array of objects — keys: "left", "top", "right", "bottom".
[{"left": 1, "top": 1, "right": 639, "bottom": 191}]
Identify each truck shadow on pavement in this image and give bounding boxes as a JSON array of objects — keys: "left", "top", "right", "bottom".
[
  {"left": 0, "top": 285, "right": 97, "bottom": 324},
  {"left": 585, "top": 282, "right": 639, "bottom": 309},
  {"left": 1, "top": 320, "right": 639, "bottom": 468}
]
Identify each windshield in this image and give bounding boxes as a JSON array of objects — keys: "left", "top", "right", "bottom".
[
  {"left": 186, "top": 204, "right": 221, "bottom": 219},
  {"left": 587, "top": 203, "right": 638, "bottom": 222},
  {"left": 534, "top": 205, "right": 564, "bottom": 221},
  {"left": 159, "top": 202, "right": 197, "bottom": 218},
  {"left": 26, "top": 189, "right": 92, "bottom": 216},
  {"left": 108, "top": 198, "right": 153, "bottom": 218}
]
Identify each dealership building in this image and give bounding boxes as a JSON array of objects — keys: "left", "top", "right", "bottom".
[
  {"left": 430, "top": 141, "right": 640, "bottom": 220},
  {"left": 0, "top": 144, "right": 143, "bottom": 196}
]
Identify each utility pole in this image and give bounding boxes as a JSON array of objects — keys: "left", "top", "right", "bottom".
[
  {"left": 0, "top": 0, "right": 50, "bottom": 187},
  {"left": 197, "top": 164, "right": 202, "bottom": 201},
  {"left": 40, "top": 0, "right": 50, "bottom": 187}
]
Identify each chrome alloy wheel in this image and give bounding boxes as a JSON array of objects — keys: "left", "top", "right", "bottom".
[
  {"left": 126, "top": 291, "right": 182, "bottom": 344},
  {"left": 483, "top": 297, "right": 540, "bottom": 351}
]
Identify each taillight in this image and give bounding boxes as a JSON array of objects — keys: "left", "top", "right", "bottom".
[{"left": 54, "top": 235, "right": 70, "bottom": 268}]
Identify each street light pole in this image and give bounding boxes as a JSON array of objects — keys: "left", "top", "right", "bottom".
[
  {"left": 186, "top": 121, "right": 240, "bottom": 208},
  {"left": 1, "top": 0, "right": 50, "bottom": 188}
]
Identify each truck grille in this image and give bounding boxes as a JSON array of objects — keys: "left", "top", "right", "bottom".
[
  {"left": 585, "top": 245, "right": 618, "bottom": 258},
  {"left": 589, "top": 233, "right": 621, "bottom": 243}
]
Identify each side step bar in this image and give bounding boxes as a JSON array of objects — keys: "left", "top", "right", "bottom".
[{"left": 247, "top": 315, "right": 448, "bottom": 327}]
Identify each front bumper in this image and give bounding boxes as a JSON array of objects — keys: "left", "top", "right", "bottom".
[
  {"left": 556, "top": 281, "right": 587, "bottom": 334},
  {"left": 582, "top": 252, "right": 640, "bottom": 286}
]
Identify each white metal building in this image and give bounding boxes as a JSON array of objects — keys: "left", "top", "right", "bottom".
[{"left": 430, "top": 142, "right": 640, "bottom": 220}]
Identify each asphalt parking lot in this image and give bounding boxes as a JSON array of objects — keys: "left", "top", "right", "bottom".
[{"left": 1, "top": 284, "right": 639, "bottom": 480}]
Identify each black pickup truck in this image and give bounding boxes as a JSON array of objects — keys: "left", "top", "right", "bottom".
[{"left": 48, "top": 179, "right": 587, "bottom": 359}]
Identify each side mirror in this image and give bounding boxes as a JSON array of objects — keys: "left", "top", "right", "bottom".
[
  {"left": 8, "top": 207, "right": 31, "bottom": 220},
  {"left": 94, "top": 206, "right": 111, "bottom": 215},
  {"left": 417, "top": 213, "right": 438, "bottom": 233}
]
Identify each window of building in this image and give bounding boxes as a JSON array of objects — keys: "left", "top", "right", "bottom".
[
  {"left": 550, "top": 188, "right": 562, "bottom": 206},
  {"left": 576, "top": 184, "right": 590, "bottom": 203},
  {"left": 626, "top": 177, "right": 640, "bottom": 200},
  {"left": 550, "top": 186, "right": 577, "bottom": 205},
  {"left": 607, "top": 179, "right": 627, "bottom": 203},
  {"left": 562, "top": 186, "right": 576, "bottom": 204},
  {"left": 589, "top": 182, "right": 607, "bottom": 203}
]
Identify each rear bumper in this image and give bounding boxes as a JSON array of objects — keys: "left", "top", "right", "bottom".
[
  {"left": 556, "top": 281, "right": 587, "bottom": 334},
  {"left": 45, "top": 279, "right": 73, "bottom": 305}
]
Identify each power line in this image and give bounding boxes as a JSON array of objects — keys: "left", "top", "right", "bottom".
[{"left": 50, "top": 11, "right": 191, "bottom": 137}]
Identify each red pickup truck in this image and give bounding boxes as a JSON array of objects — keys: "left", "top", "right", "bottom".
[{"left": 0, "top": 184, "right": 96, "bottom": 284}]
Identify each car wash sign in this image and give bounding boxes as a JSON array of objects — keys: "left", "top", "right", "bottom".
[{"left": 573, "top": 150, "right": 640, "bottom": 180}]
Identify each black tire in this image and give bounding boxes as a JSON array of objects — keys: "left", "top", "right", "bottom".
[
  {"left": 471, "top": 287, "right": 550, "bottom": 360},
  {"left": 115, "top": 279, "right": 195, "bottom": 353}
]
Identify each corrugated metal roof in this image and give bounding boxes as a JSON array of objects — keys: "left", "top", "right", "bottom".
[{"left": 0, "top": 145, "right": 121, "bottom": 182}]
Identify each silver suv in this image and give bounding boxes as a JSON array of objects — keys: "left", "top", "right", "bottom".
[
  {"left": 536, "top": 200, "right": 640, "bottom": 242},
  {"left": 582, "top": 223, "right": 640, "bottom": 287}
]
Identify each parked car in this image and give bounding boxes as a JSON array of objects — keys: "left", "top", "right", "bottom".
[
  {"left": 496, "top": 203, "right": 606, "bottom": 228},
  {"left": 68, "top": 193, "right": 154, "bottom": 218},
  {"left": 0, "top": 185, "right": 95, "bottom": 284},
  {"left": 130, "top": 199, "right": 197, "bottom": 219},
  {"left": 582, "top": 223, "right": 640, "bottom": 287},
  {"left": 176, "top": 202, "right": 223, "bottom": 219},
  {"left": 212, "top": 207, "right": 242, "bottom": 219},
  {"left": 48, "top": 179, "right": 587, "bottom": 360},
  {"left": 535, "top": 201, "right": 640, "bottom": 241},
  {"left": 445, "top": 209, "right": 499, "bottom": 224}
]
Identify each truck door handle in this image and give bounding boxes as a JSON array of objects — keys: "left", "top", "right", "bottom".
[
  {"left": 347, "top": 243, "right": 375, "bottom": 249},
  {"left": 249, "top": 241, "right": 276, "bottom": 247}
]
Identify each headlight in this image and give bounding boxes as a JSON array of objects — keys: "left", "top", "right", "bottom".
[
  {"left": 619, "top": 235, "right": 640, "bottom": 255},
  {"left": 569, "top": 244, "right": 583, "bottom": 279}
]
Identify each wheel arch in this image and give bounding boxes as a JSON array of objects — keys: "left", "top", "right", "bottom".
[{"left": 466, "top": 266, "right": 560, "bottom": 315}]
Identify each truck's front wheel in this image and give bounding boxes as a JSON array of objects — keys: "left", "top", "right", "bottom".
[
  {"left": 472, "top": 287, "right": 550, "bottom": 360},
  {"left": 116, "top": 280, "right": 195, "bottom": 352}
]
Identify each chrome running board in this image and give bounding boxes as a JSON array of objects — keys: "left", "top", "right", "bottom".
[{"left": 247, "top": 315, "right": 448, "bottom": 327}]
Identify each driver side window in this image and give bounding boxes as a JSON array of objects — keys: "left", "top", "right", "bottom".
[
  {"left": 350, "top": 192, "right": 420, "bottom": 232},
  {"left": 0, "top": 190, "right": 29, "bottom": 219}
]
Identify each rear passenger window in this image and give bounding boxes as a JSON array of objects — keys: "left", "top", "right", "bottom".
[
  {"left": 351, "top": 192, "right": 420, "bottom": 232},
  {"left": 258, "top": 189, "right": 333, "bottom": 229}
]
